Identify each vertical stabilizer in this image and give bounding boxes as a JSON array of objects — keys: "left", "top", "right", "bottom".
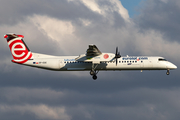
[{"left": 4, "top": 33, "right": 32, "bottom": 64}]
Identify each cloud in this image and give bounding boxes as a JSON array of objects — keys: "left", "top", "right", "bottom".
[
  {"left": 80, "top": 0, "right": 103, "bottom": 14},
  {"left": 0, "top": 104, "right": 70, "bottom": 120},
  {"left": 29, "top": 15, "right": 77, "bottom": 55},
  {"left": 160, "top": 0, "right": 168, "bottom": 3},
  {"left": 0, "top": 87, "right": 180, "bottom": 120},
  {"left": 135, "top": 0, "right": 180, "bottom": 43}
]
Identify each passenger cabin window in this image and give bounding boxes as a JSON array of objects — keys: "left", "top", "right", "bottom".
[{"left": 159, "top": 58, "right": 167, "bottom": 61}]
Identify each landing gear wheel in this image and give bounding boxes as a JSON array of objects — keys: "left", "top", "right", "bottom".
[
  {"left": 90, "top": 70, "right": 99, "bottom": 80},
  {"left": 166, "top": 70, "right": 170, "bottom": 75},
  {"left": 92, "top": 75, "right": 97, "bottom": 80},
  {"left": 90, "top": 70, "right": 95, "bottom": 75}
]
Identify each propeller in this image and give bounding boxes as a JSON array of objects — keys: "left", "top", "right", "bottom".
[{"left": 114, "top": 47, "right": 121, "bottom": 66}]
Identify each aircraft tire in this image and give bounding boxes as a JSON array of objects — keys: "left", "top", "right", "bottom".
[
  {"left": 90, "top": 70, "right": 95, "bottom": 75},
  {"left": 166, "top": 72, "right": 170, "bottom": 75},
  {"left": 93, "top": 75, "right": 97, "bottom": 80}
]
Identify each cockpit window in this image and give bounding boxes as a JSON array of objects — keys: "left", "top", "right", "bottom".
[{"left": 159, "top": 58, "right": 167, "bottom": 61}]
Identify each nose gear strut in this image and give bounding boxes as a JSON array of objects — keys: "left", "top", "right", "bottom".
[{"left": 166, "top": 69, "right": 170, "bottom": 75}]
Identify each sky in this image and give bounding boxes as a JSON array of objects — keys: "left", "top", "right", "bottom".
[
  {"left": 0, "top": 0, "right": 180, "bottom": 120},
  {"left": 120, "top": 0, "right": 145, "bottom": 17}
]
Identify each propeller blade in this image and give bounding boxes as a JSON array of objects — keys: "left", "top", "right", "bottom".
[
  {"left": 116, "top": 47, "right": 118, "bottom": 56},
  {"left": 114, "top": 47, "right": 121, "bottom": 66},
  {"left": 116, "top": 57, "right": 118, "bottom": 66}
]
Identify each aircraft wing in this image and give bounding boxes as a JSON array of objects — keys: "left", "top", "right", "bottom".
[
  {"left": 75, "top": 44, "right": 102, "bottom": 62},
  {"left": 86, "top": 44, "right": 102, "bottom": 56}
]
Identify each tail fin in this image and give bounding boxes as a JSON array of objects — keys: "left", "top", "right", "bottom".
[{"left": 4, "top": 33, "right": 33, "bottom": 64}]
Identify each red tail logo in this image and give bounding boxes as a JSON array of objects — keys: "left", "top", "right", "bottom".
[{"left": 5, "top": 34, "right": 32, "bottom": 64}]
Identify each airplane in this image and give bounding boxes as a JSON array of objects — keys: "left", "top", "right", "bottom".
[{"left": 4, "top": 33, "right": 177, "bottom": 80}]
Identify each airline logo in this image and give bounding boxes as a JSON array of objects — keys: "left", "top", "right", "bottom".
[
  {"left": 8, "top": 38, "right": 32, "bottom": 64},
  {"left": 104, "top": 54, "right": 109, "bottom": 59},
  {"left": 122, "top": 57, "right": 148, "bottom": 61}
]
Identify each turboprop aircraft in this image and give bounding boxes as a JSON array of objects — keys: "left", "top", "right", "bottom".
[{"left": 4, "top": 33, "right": 177, "bottom": 80}]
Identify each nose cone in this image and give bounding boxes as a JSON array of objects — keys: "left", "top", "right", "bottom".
[
  {"left": 167, "top": 63, "right": 177, "bottom": 69},
  {"left": 173, "top": 64, "right": 177, "bottom": 69}
]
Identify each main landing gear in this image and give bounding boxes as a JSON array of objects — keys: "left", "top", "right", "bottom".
[
  {"left": 166, "top": 69, "right": 170, "bottom": 75},
  {"left": 90, "top": 70, "right": 99, "bottom": 80},
  {"left": 90, "top": 63, "right": 99, "bottom": 80}
]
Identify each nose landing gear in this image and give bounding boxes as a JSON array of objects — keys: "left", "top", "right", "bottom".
[{"left": 166, "top": 69, "right": 170, "bottom": 75}]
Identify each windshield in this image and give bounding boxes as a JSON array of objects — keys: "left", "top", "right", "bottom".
[{"left": 158, "top": 58, "right": 167, "bottom": 61}]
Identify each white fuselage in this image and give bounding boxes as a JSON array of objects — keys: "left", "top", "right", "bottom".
[{"left": 22, "top": 53, "right": 177, "bottom": 71}]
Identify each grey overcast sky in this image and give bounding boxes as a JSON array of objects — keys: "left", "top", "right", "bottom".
[{"left": 0, "top": 0, "right": 180, "bottom": 120}]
